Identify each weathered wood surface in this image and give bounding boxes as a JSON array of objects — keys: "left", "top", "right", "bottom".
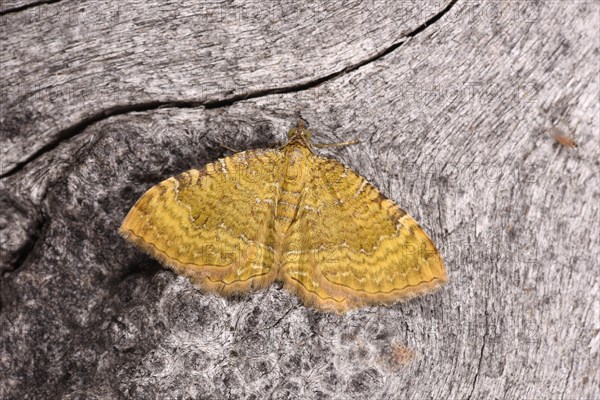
[{"left": 1, "top": 1, "right": 598, "bottom": 399}]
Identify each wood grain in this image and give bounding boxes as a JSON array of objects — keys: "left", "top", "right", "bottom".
[{"left": 1, "top": 1, "right": 598, "bottom": 399}]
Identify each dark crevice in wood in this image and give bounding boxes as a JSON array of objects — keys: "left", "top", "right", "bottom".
[
  {"left": 560, "top": 353, "right": 575, "bottom": 400},
  {"left": 467, "top": 296, "right": 489, "bottom": 400},
  {"left": 204, "top": 0, "right": 458, "bottom": 109},
  {"left": 0, "top": 0, "right": 62, "bottom": 16},
  {"left": 0, "top": 211, "right": 48, "bottom": 318},
  {"left": 266, "top": 306, "right": 295, "bottom": 330},
  {"left": 404, "top": 0, "right": 458, "bottom": 37},
  {"left": 113, "top": 256, "right": 163, "bottom": 285},
  {"left": 0, "top": 0, "right": 457, "bottom": 179},
  {"left": 0, "top": 100, "right": 203, "bottom": 179},
  {"left": 1, "top": 213, "right": 48, "bottom": 278}
]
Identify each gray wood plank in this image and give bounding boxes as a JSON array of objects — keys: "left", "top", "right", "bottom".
[{"left": 1, "top": 1, "right": 598, "bottom": 399}]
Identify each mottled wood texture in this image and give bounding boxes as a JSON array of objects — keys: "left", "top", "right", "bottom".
[{"left": 1, "top": 1, "right": 598, "bottom": 399}]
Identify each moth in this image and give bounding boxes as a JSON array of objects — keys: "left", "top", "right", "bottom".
[{"left": 120, "top": 121, "right": 446, "bottom": 312}]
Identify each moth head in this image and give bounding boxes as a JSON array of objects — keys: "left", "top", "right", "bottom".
[{"left": 287, "top": 120, "right": 312, "bottom": 144}]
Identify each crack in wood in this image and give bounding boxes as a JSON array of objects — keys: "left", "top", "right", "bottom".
[
  {"left": 0, "top": 0, "right": 458, "bottom": 180},
  {"left": 0, "top": 0, "right": 62, "bottom": 16},
  {"left": 467, "top": 296, "right": 489, "bottom": 400},
  {"left": 560, "top": 346, "right": 576, "bottom": 400},
  {"left": 1, "top": 213, "right": 48, "bottom": 278}
]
